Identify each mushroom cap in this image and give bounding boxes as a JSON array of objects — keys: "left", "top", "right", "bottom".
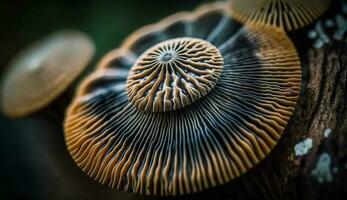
[
  {"left": 229, "top": 0, "right": 331, "bottom": 31},
  {"left": 126, "top": 37, "right": 224, "bottom": 112},
  {"left": 1, "top": 30, "right": 95, "bottom": 117},
  {"left": 64, "top": 2, "right": 301, "bottom": 196}
]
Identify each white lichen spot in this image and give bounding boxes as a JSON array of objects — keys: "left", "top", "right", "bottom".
[
  {"left": 314, "top": 39, "right": 325, "bottom": 49},
  {"left": 308, "top": 30, "right": 318, "bottom": 39},
  {"left": 317, "top": 21, "right": 330, "bottom": 43},
  {"left": 323, "top": 128, "right": 332, "bottom": 138},
  {"left": 311, "top": 153, "right": 333, "bottom": 183},
  {"left": 332, "top": 166, "right": 339, "bottom": 174},
  {"left": 343, "top": 3, "right": 347, "bottom": 14},
  {"left": 294, "top": 138, "right": 313, "bottom": 157},
  {"left": 325, "top": 19, "right": 334, "bottom": 28},
  {"left": 309, "top": 21, "right": 331, "bottom": 49},
  {"left": 308, "top": 2, "right": 347, "bottom": 48},
  {"left": 334, "top": 14, "right": 347, "bottom": 40}
]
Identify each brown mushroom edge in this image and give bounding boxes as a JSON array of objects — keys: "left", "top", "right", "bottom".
[
  {"left": 0, "top": 30, "right": 95, "bottom": 118},
  {"left": 229, "top": 0, "right": 331, "bottom": 31},
  {"left": 64, "top": 2, "right": 301, "bottom": 196}
]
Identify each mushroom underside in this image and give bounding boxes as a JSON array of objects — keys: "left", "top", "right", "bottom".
[{"left": 64, "top": 3, "right": 301, "bottom": 196}]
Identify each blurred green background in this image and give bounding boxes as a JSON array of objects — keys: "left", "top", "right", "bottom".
[
  {"left": 2, "top": 1, "right": 346, "bottom": 200},
  {"left": 0, "top": 0, "right": 217, "bottom": 199}
]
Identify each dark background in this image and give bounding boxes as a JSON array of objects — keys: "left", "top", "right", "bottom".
[
  {"left": 5, "top": 1, "right": 346, "bottom": 199},
  {"left": 0, "top": 0, "right": 215, "bottom": 199}
]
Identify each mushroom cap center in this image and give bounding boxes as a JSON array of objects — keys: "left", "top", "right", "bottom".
[
  {"left": 27, "top": 56, "right": 43, "bottom": 72},
  {"left": 126, "top": 37, "right": 224, "bottom": 112},
  {"left": 160, "top": 52, "right": 175, "bottom": 62}
]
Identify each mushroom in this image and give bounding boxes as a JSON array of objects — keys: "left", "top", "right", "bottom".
[
  {"left": 126, "top": 37, "right": 224, "bottom": 112},
  {"left": 64, "top": 2, "right": 301, "bottom": 196},
  {"left": 1, "top": 30, "right": 95, "bottom": 118},
  {"left": 229, "top": 0, "right": 331, "bottom": 31}
]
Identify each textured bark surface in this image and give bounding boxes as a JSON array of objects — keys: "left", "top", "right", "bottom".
[
  {"left": 136, "top": 42, "right": 347, "bottom": 200},
  {"left": 293, "top": 42, "right": 347, "bottom": 200}
]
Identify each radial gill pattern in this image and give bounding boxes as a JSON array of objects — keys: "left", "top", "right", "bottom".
[
  {"left": 127, "top": 38, "right": 223, "bottom": 112},
  {"left": 229, "top": 0, "right": 331, "bottom": 31},
  {"left": 1, "top": 30, "right": 94, "bottom": 117},
  {"left": 64, "top": 2, "right": 302, "bottom": 196}
]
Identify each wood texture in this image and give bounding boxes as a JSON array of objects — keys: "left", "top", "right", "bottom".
[{"left": 143, "top": 41, "right": 346, "bottom": 200}]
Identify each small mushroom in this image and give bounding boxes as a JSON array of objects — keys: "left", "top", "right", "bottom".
[
  {"left": 126, "top": 37, "right": 224, "bottom": 112},
  {"left": 229, "top": 0, "right": 331, "bottom": 31},
  {"left": 1, "top": 30, "right": 95, "bottom": 118},
  {"left": 64, "top": 2, "right": 301, "bottom": 196}
]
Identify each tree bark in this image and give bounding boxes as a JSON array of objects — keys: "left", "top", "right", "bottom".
[
  {"left": 292, "top": 42, "right": 347, "bottom": 200},
  {"left": 145, "top": 42, "right": 347, "bottom": 200}
]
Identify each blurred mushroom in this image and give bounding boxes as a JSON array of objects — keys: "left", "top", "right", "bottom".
[
  {"left": 1, "top": 30, "right": 95, "bottom": 118},
  {"left": 229, "top": 0, "right": 331, "bottom": 31},
  {"left": 64, "top": 2, "right": 301, "bottom": 196}
]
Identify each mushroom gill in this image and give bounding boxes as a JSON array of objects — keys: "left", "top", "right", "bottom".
[
  {"left": 64, "top": 2, "right": 301, "bottom": 196},
  {"left": 1, "top": 30, "right": 95, "bottom": 117},
  {"left": 229, "top": 0, "right": 331, "bottom": 31},
  {"left": 127, "top": 38, "right": 223, "bottom": 112}
]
